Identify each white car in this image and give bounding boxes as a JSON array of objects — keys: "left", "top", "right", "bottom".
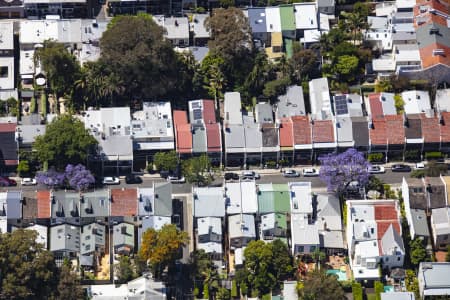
[
  {"left": 368, "top": 165, "right": 385, "bottom": 174},
  {"left": 302, "top": 168, "right": 319, "bottom": 177},
  {"left": 415, "top": 162, "right": 425, "bottom": 170},
  {"left": 241, "top": 171, "right": 261, "bottom": 180},
  {"left": 167, "top": 176, "right": 186, "bottom": 184},
  {"left": 282, "top": 169, "right": 300, "bottom": 178},
  {"left": 102, "top": 176, "right": 120, "bottom": 185},
  {"left": 21, "top": 178, "right": 37, "bottom": 186}
]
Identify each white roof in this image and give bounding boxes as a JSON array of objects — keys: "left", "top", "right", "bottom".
[
  {"left": 234, "top": 247, "right": 244, "bottom": 266},
  {"left": 0, "top": 56, "right": 15, "bottom": 90},
  {"left": 225, "top": 181, "right": 258, "bottom": 214},
  {"left": 82, "top": 107, "right": 131, "bottom": 136},
  {"left": 0, "top": 219, "right": 5, "bottom": 234},
  {"left": 0, "top": 22, "right": 14, "bottom": 50},
  {"left": 197, "top": 217, "right": 222, "bottom": 235},
  {"left": 368, "top": 16, "right": 389, "bottom": 30},
  {"left": 396, "top": 0, "right": 416, "bottom": 10},
  {"left": 193, "top": 187, "right": 226, "bottom": 217},
  {"left": 301, "top": 29, "right": 321, "bottom": 43},
  {"left": 24, "top": 0, "right": 86, "bottom": 3},
  {"left": 395, "top": 44, "right": 421, "bottom": 63},
  {"left": 431, "top": 207, "right": 450, "bottom": 235},
  {"left": 20, "top": 19, "right": 82, "bottom": 44},
  {"left": 224, "top": 92, "right": 243, "bottom": 125},
  {"left": 402, "top": 90, "right": 431, "bottom": 114},
  {"left": 309, "top": 77, "right": 332, "bottom": 120},
  {"left": 355, "top": 239, "right": 380, "bottom": 258},
  {"left": 289, "top": 182, "right": 312, "bottom": 214},
  {"left": 228, "top": 214, "right": 256, "bottom": 239},
  {"left": 265, "top": 7, "right": 281, "bottom": 32},
  {"left": 162, "top": 17, "right": 189, "bottom": 40},
  {"left": 319, "top": 13, "right": 330, "bottom": 31},
  {"left": 198, "top": 242, "right": 222, "bottom": 255},
  {"left": 20, "top": 49, "right": 35, "bottom": 75},
  {"left": 372, "top": 58, "right": 396, "bottom": 72},
  {"left": 90, "top": 276, "right": 166, "bottom": 300},
  {"left": 436, "top": 89, "right": 450, "bottom": 112},
  {"left": 291, "top": 213, "right": 320, "bottom": 245},
  {"left": 294, "top": 4, "right": 318, "bottom": 30},
  {"left": 190, "top": 14, "right": 209, "bottom": 38}
]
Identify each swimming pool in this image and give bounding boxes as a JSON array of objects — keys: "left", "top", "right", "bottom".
[
  {"left": 326, "top": 269, "right": 348, "bottom": 281},
  {"left": 384, "top": 285, "right": 394, "bottom": 292}
]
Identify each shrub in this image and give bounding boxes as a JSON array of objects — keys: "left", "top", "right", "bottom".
[
  {"left": 231, "top": 280, "right": 238, "bottom": 298},
  {"left": 404, "top": 150, "right": 420, "bottom": 162},
  {"left": 40, "top": 93, "right": 47, "bottom": 116},
  {"left": 425, "top": 151, "right": 443, "bottom": 160},
  {"left": 410, "top": 170, "right": 425, "bottom": 178},
  {"left": 30, "top": 96, "right": 36, "bottom": 113},
  {"left": 368, "top": 153, "right": 384, "bottom": 163},
  {"left": 352, "top": 282, "right": 363, "bottom": 300},
  {"left": 374, "top": 281, "right": 384, "bottom": 300}
]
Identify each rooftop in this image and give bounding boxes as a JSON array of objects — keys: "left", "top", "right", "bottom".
[
  {"left": 225, "top": 181, "right": 258, "bottom": 215},
  {"left": 402, "top": 90, "right": 432, "bottom": 115},
  {"left": 193, "top": 187, "right": 225, "bottom": 217},
  {"left": 228, "top": 214, "right": 256, "bottom": 239},
  {"left": 110, "top": 188, "right": 137, "bottom": 217},
  {"left": 276, "top": 85, "right": 306, "bottom": 119}
]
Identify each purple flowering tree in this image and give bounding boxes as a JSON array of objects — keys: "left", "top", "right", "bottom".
[
  {"left": 35, "top": 168, "right": 65, "bottom": 189},
  {"left": 318, "top": 148, "right": 370, "bottom": 195},
  {"left": 64, "top": 164, "right": 95, "bottom": 191}
]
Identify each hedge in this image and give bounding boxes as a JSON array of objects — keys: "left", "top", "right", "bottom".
[
  {"left": 352, "top": 282, "right": 363, "bottom": 300},
  {"left": 425, "top": 152, "right": 443, "bottom": 160},
  {"left": 374, "top": 281, "right": 384, "bottom": 300},
  {"left": 368, "top": 153, "right": 384, "bottom": 163}
]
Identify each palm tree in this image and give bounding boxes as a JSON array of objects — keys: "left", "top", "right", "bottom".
[
  {"left": 341, "top": 11, "right": 368, "bottom": 45},
  {"left": 207, "top": 64, "right": 226, "bottom": 110}
]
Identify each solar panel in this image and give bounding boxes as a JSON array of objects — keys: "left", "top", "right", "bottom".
[
  {"left": 193, "top": 108, "right": 202, "bottom": 120},
  {"left": 334, "top": 95, "right": 348, "bottom": 115}
]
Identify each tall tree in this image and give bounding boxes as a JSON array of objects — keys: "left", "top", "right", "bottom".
[
  {"left": 33, "top": 115, "right": 98, "bottom": 171},
  {"left": 139, "top": 224, "right": 189, "bottom": 279},
  {"left": 271, "top": 239, "right": 294, "bottom": 283},
  {"left": 100, "top": 14, "right": 181, "bottom": 103},
  {"left": 319, "top": 148, "right": 370, "bottom": 195},
  {"left": 244, "top": 240, "right": 276, "bottom": 297},
  {"left": 56, "top": 263, "right": 85, "bottom": 300},
  {"left": 34, "top": 41, "right": 81, "bottom": 101},
  {"left": 290, "top": 46, "right": 318, "bottom": 83},
  {"left": 297, "top": 270, "right": 346, "bottom": 300},
  {"left": 182, "top": 154, "right": 213, "bottom": 186},
  {"left": 409, "top": 238, "right": 428, "bottom": 267},
  {"left": 153, "top": 151, "right": 178, "bottom": 172},
  {"left": 115, "top": 256, "right": 136, "bottom": 284},
  {"left": 0, "top": 229, "right": 58, "bottom": 299},
  {"left": 64, "top": 164, "right": 95, "bottom": 191}
]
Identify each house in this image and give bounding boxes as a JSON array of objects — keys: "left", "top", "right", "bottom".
[
  {"left": 193, "top": 187, "right": 225, "bottom": 218},
  {"left": 107, "top": 0, "right": 182, "bottom": 17},
  {"left": 173, "top": 110, "right": 192, "bottom": 156},
  {"left": 110, "top": 188, "right": 138, "bottom": 218},
  {"left": 36, "top": 190, "right": 51, "bottom": 219},
  {"left": 228, "top": 214, "right": 256, "bottom": 249},
  {"left": 189, "top": 14, "right": 209, "bottom": 46},
  {"left": 292, "top": 115, "right": 312, "bottom": 163},
  {"left": 276, "top": 86, "right": 306, "bottom": 120},
  {"left": 0, "top": 0, "right": 24, "bottom": 18},
  {"left": 346, "top": 200, "right": 404, "bottom": 282},
  {"left": 50, "top": 223, "right": 80, "bottom": 258},
  {"left": 138, "top": 182, "right": 172, "bottom": 217},
  {"left": 89, "top": 275, "right": 167, "bottom": 300},
  {"left": 51, "top": 191, "right": 81, "bottom": 225},
  {"left": 16, "top": 124, "right": 46, "bottom": 150},
  {"left": 225, "top": 181, "right": 258, "bottom": 215},
  {"left": 316, "top": 193, "right": 344, "bottom": 254},
  {"left": 380, "top": 292, "right": 415, "bottom": 300},
  {"left": 131, "top": 102, "right": 174, "bottom": 169},
  {"left": 243, "top": 115, "right": 263, "bottom": 166},
  {"left": 430, "top": 207, "right": 450, "bottom": 250},
  {"left": 13, "top": 224, "right": 48, "bottom": 249},
  {"left": 0, "top": 122, "right": 18, "bottom": 171},
  {"left": 317, "top": 0, "right": 335, "bottom": 15},
  {"left": 23, "top": 0, "right": 90, "bottom": 19},
  {"left": 0, "top": 22, "right": 17, "bottom": 100},
  {"left": 248, "top": 7, "right": 269, "bottom": 44},
  {"left": 279, "top": 117, "right": 294, "bottom": 164},
  {"left": 309, "top": 78, "right": 332, "bottom": 120},
  {"left": 0, "top": 190, "right": 22, "bottom": 220},
  {"left": 197, "top": 216, "right": 222, "bottom": 260},
  {"left": 260, "top": 213, "right": 287, "bottom": 243},
  {"left": 333, "top": 95, "right": 365, "bottom": 149},
  {"left": 265, "top": 31, "right": 284, "bottom": 61},
  {"left": 80, "top": 190, "right": 110, "bottom": 219},
  {"left": 406, "top": 208, "right": 430, "bottom": 240},
  {"left": 435, "top": 89, "right": 450, "bottom": 112},
  {"left": 418, "top": 262, "right": 450, "bottom": 299},
  {"left": 352, "top": 116, "right": 370, "bottom": 151},
  {"left": 138, "top": 215, "right": 171, "bottom": 249},
  {"left": 402, "top": 91, "right": 432, "bottom": 115},
  {"left": 80, "top": 223, "right": 105, "bottom": 266},
  {"left": 223, "top": 92, "right": 246, "bottom": 166},
  {"left": 264, "top": 7, "right": 283, "bottom": 60},
  {"left": 81, "top": 107, "right": 133, "bottom": 174},
  {"left": 311, "top": 119, "right": 336, "bottom": 158},
  {"left": 403, "top": 177, "right": 428, "bottom": 210},
  {"left": 155, "top": 17, "right": 189, "bottom": 47},
  {"left": 367, "top": 93, "right": 397, "bottom": 118},
  {"left": 79, "top": 19, "right": 109, "bottom": 65},
  {"left": 279, "top": 4, "right": 296, "bottom": 40},
  {"left": 113, "top": 223, "right": 135, "bottom": 255},
  {"left": 294, "top": 3, "right": 320, "bottom": 45},
  {"left": 257, "top": 183, "right": 290, "bottom": 214}
]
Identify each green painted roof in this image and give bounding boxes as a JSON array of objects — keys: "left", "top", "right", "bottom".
[
  {"left": 275, "top": 213, "right": 287, "bottom": 230},
  {"left": 279, "top": 5, "right": 296, "bottom": 31},
  {"left": 284, "top": 38, "right": 294, "bottom": 59},
  {"left": 258, "top": 184, "right": 290, "bottom": 214}
]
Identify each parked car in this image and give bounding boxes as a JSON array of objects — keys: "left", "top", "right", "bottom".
[
  {"left": 125, "top": 175, "right": 142, "bottom": 184},
  {"left": 224, "top": 172, "right": 239, "bottom": 181},
  {"left": 0, "top": 177, "right": 16, "bottom": 187},
  {"left": 282, "top": 169, "right": 300, "bottom": 178},
  {"left": 415, "top": 162, "right": 425, "bottom": 170},
  {"left": 21, "top": 178, "right": 37, "bottom": 186},
  {"left": 102, "top": 176, "right": 120, "bottom": 185},
  {"left": 302, "top": 168, "right": 319, "bottom": 177},
  {"left": 167, "top": 176, "right": 186, "bottom": 184},
  {"left": 391, "top": 164, "right": 412, "bottom": 172},
  {"left": 159, "top": 170, "right": 170, "bottom": 179},
  {"left": 368, "top": 165, "right": 385, "bottom": 174},
  {"left": 241, "top": 171, "right": 261, "bottom": 180}
]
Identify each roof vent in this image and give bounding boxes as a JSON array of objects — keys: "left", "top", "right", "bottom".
[{"left": 433, "top": 49, "right": 445, "bottom": 56}]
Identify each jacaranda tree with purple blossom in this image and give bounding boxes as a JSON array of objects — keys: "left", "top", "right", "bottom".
[
  {"left": 36, "top": 168, "right": 65, "bottom": 189},
  {"left": 319, "top": 148, "right": 370, "bottom": 196},
  {"left": 64, "top": 164, "right": 95, "bottom": 191}
]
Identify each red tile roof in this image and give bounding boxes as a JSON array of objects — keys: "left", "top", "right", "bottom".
[
  {"left": 419, "top": 43, "right": 450, "bottom": 69},
  {"left": 176, "top": 124, "right": 193, "bottom": 153},
  {"left": 279, "top": 118, "right": 294, "bottom": 147},
  {"left": 292, "top": 116, "right": 312, "bottom": 145},
  {"left": 440, "top": 112, "right": 450, "bottom": 143},
  {"left": 375, "top": 204, "right": 399, "bottom": 220},
  {"left": 0, "top": 123, "right": 16, "bottom": 132},
  {"left": 369, "top": 93, "right": 384, "bottom": 118},
  {"left": 202, "top": 100, "right": 216, "bottom": 124},
  {"left": 206, "top": 123, "right": 221, "bottom": 152},
  {"left": 421, "top": 113, "right": 441, "bottom": 143},
  {"left": 414, "top": 0, "right": 450, "bottom": 28},
  {"left": 377, "top": 221, "right": 401, "bottom": 240},
  {"left": 111, "top": 188, "right": 137, "bottom": 216},
  {"left": 385, "top": 115, "right": 405, "bottom": 145},
  {"left": 37, "top": 191, "right": 51, "bottom": 218},
  {"left": 369, "top": 117, "right": 388, "bottom": 146},
  {"left": 312, "top": 120, "right": 334, "bottom": 143},
  {"left": 173, "top": 110, "right": 188, "bottom": 126}
]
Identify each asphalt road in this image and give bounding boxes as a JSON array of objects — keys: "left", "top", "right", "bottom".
[{"left": 8, "top": 170, "right": 411, "bottom": 194}]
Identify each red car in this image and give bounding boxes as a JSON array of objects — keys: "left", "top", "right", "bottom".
[{"left": 0, "top": 177, "right": 17, "bottom": 187}]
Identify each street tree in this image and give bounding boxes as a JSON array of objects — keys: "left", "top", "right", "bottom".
[
  {"left": 153, "top": 151, "right": 178, "bottom": 172},
  {"left": 297, "top": 270, "right": 346, "bottom": 300},
  {"left": 36, "top": 168, "right": 66, "bottom": 189},
  {"left": 139, "top": 224, "right": 189, "bottom": 279},
  {"left": 182, "top": 154, "right": 213, "bottom": 186},
  {"left": 244, "top": 240, "right": 276, "bottom": 297},
  {"left": 319, "top": 148, "right": 371, "bottom": 195},
  {"left": 34, "top": 41, "right": 81, "bottom": 101},
  {"left": 0, "top": 229, "right": 58, "bottom": 299},
  {"left": 56, "top": 263, "right": 85, "bottom": 300},
  {"left": 100, "top": 14, "right": 181, "bottom": 103},
  {"left": 34, "top": 114, "right": 98, "bottom": 171},
  {"left": 64, "top": 164, "right": 95, "bottom": 191}
]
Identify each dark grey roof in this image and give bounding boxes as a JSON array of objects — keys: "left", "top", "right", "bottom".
[
  {"left": 405, "top": 114, "right": 422, "bottom": 139},
  {"left": 154, "top": 182, "right": 172, "bottom": 217},
  {"left": 192, "top": 125, "right": 207, "bottom": 153},
  {"left": 80, "top": 223, "right": 105, "bottom": 255},
  {"left": 416, "top": 23, "right": 450, "bottom": 49},
  {"left": 426, "top": 177, "right": 446, "bottom": 209},
  {"left": 255, "top": 103, "right": 274, "bottom": 124},
  {"left": 81, "top": 190, "right": 109, "bottom": 218},
  {"left": 248, "top": 8, "right": 267, "bottom": 33},
  {"left": 410, "top": 209, "right": 430, "bottom": 237},
  {"left": 351, "top": 117, "right": 369, "bottom": 147},
  {"left": 51, "top": 191, "right": 80, "bottom": 218},
  {"left": 0, "top": 131, "right": 17, "bottom": 164},
  {"left": 6, "top": 191, "right": 21, "bottom": 219},
  {"left": 262, "top": 124, "right": 279, "bottom": 148},
  {"left": 406, "top": 178, "right": 427, "bottom": 209},
  {"left": 17, "top": 125, "right": 46, "bottom": 145}
]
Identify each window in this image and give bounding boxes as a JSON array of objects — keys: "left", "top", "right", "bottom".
[
  {"left": 310, "top": 246, "right": 316, "bottom": 252},
  {"left": 297, "top": 245, "right": 304, "bottom": 253},
  {"left": 443, "top": 235, "right": 448, "bottom": 241},
  {"left": 385, "top": 257, "right": 389, "bottom": 262},
  {"left": 397, "top": 256, "right": 401, "bottom": 261},
  {"left": 0, "top": 66, "right": 8, "bottom": 78}
]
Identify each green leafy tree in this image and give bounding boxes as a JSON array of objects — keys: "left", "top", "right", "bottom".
[
  {"left": 290, "top": 47, "right": 317, "bottom": 83},
  {"left": 375, "top": 79, "right": 393, "bottom": 92},
  {"left": 182, "top": 154, "right": 213, "bottom": 186},
  {"left": 446, "top": 245, "right": 450, "bottom": 262},
  {"left": 29, "top": 96, "right": 36, "bottom": 113},
  {"left": 425, "top": 161, "right": 447, "bottom": 177},
  {"left": 405, "top": 269, "right": 420, "bottom": 299},
  {"left": 334, "top": 55, "right": 359, "bottom": 83},
  {"left": 17, "top": 160, "right": 30, "bottom": 177},
  {"left": 100, "top": 14, "right": 181, "bottom": 103},
  {"left": 153, "top": 151, "right": 178, "bottom": 172},
  {"left": 409, "top": 238, "right": 428, "bottom": 266},
  {"left": 263, "top": 77, "right": 291, "bottom": 102},
  {"left": 297, "top": 270, "right": 346, "bottom": 300},
  {"left": 34, "top": 41, "right": 81, "bottom": 101},
  {"left": 366, "top": 175, "right": 385, "bottom": 194},
  {"left": 394, "top": 94, "right": 404, "bottom": 114},
  {"left": 33, "top": 114, "right": 98, "bottom": 171},
  {"left": 351, "top": 282, "right": 363, "bottom": 300},
  {"left": 139, "top": 224, "right": 188, "bottom": 279},
  {"left": 340, "top": 4, "right": 369, "bottom": 44},
  {"left": 216, "top": 287, "right": 231, "bottom": 300},
  {"left": 0, "top": 229, "right": 58, "bottom": 299},
  {"left": 244, "top": 240, "right": 276, "bottom": 297},
  {"left": 40, "top": 93, "right": 47, "bottom": 117},
  {"left": 271, "top": 239, "right": 294, "bottom": 282},
  {"left": 374, "top": 281, "right": 384, "bottom": 300},
  {"left": 115, "top": 255, "right": 136, "bottom": 284},
  {"left": 241, "top": 52, "right": 275, "bottom": 105},
  {"left": 56, "top": 263, "right": 85, "bottom": 300}
]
